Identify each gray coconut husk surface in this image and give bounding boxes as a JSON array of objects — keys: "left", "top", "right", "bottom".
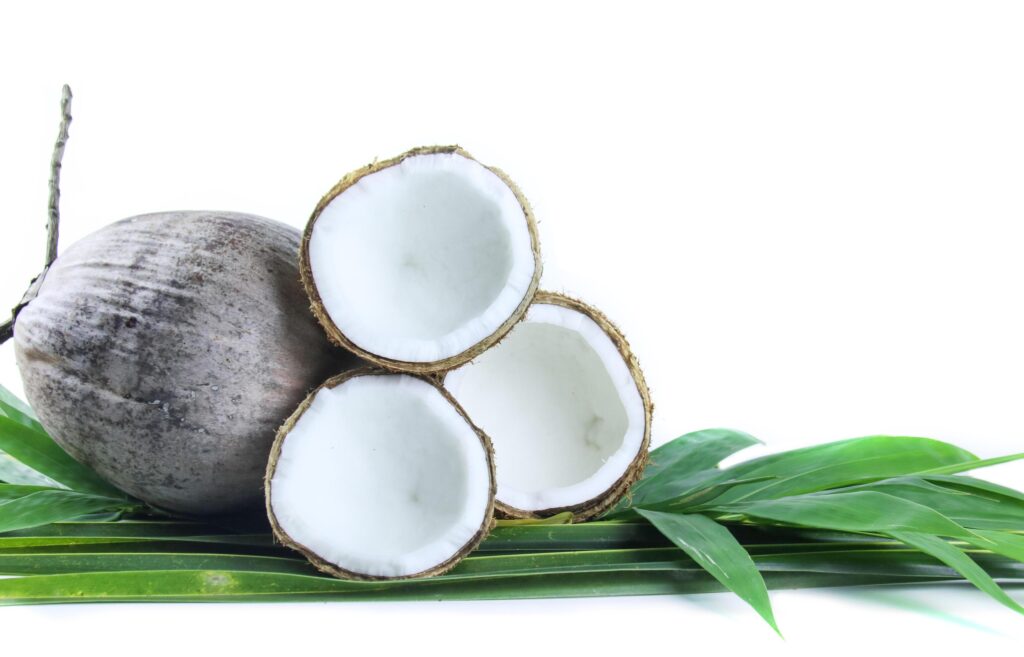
[
  {"left": 300, "top": 145, "right": 543, "bottom": 375},
  {"left": 265, "top": 367, "right": 497, "bottom": 581},
  {"left": 4, "top": 88, "right": 356, "bottom": 515},
  {"left": 474, "top": 291, "right": 653, "bottom": 523},
  {"left": 13, "top": 212, "right": 357, "bottom": 515}
]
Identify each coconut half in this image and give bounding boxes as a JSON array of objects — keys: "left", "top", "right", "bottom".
[
  {"left": 444, "top": 292, "right": 652, "bottom": 521},
  {"left": 301, "top": 146, "right": 542, "bottom": 373},
  {"left": 266, "top": 369, "right": 495, "bottom": 580}
]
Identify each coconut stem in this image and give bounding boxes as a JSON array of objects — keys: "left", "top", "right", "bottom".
[
  {"left": 0, "top": 85, "right": 72, "bottom": 345},
  {"left": 46, "top": 85, "right": 72, "bottom": 268}
]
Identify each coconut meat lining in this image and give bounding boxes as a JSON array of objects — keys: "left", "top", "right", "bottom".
[
  {"left": 445, "top": 303, "right": 646, "bottom": 512},
  {"left": 269, "top": 375, "right": 491, "bottom": 578},
  {"left": 309, "top": 151, "right": 536, "bottom": 363}
]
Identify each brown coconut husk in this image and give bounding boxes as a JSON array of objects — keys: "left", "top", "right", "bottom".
[
  {"left": 300, "top": 145, "right": 542, "bottom": 375},
  {"left": 479, "top": 291, "right": 653, "bottom": 522},
  {"left": 264, "top": 366, "right": 497, "bottom": 581}
]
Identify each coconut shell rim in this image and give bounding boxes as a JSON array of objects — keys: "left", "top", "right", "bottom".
[
  {"left": 264, "top": 365, "right": 498, "bottom": 581},
  {"left": 455, "top": 290, "right": 653, "bottom": 522},
  {"left": 299, "top": 145, "right": 543, "bottom": 375}
]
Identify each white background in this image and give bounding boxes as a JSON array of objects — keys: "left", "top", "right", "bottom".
[{"left": 2, "top": 0, "right": 1023, "bottom": 652}]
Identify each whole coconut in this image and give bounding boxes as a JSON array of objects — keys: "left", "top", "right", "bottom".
[{"left": 13, "top": 212, "right": 353, "bottom": 514}]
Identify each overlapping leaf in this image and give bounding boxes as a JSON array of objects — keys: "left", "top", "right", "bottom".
[
  {"left": 3, "top": 388, "right": 1024, "bottom": 630},
  {"left": 700, "top": 435, "right": 978, "bottom": 505},
  {"left": 638, "top": 510, "right": 779, "bottom": 634},
  {"left": 607, "top": 430, "right": 761, "bottom": 515},
  {"left": 0, "top": 489, "right": 131, "bottom": 534},
  {"left": 0, "top": 414, "right": 122, "bottom": 498}
]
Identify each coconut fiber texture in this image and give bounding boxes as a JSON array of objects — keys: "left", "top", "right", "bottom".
[
  {"left": 300, "top": 145, "right": 542, "bottom": 374},
  {"left": 492, "top": 292, "right": 652, "bottom": 521},
  {"left": 265, "top": 367, "right": 497, "bottom": 580},
  {"left": 13, "top": 212, "right": 354, "bottom": 514}
]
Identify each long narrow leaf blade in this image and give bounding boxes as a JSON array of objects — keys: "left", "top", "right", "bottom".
[
  {"left": 4, "top": 540, "right": 1024, "bottom": 581},
  {"left": 494, "top": 512, "right": 574, "bottom": 526},
  {"left": 612, "top": 430, "right": 761, "bottom": 512},
  {"left": 0, "top": 551, "right": 318, "bottom": 576},
  {"left": 0, "top": 385, "right": 44, "bottom": 432},
  {"left": 0, "top": 520, "right": 246, "bottom": 539},
  {"left": 0, "top": 452, "right": 62, "bottom": 487},
  {"left": 919, "top": 453, "right": 1024, "bottom": 477},
  {"left": 926, "top": 474, "right": 1024, "bottom": 504},
  {"left": 638, "top": 509, "right": 779, "bottom": 635},
  {"left": 965, "top": 530, "right": 1024, "bottom": 564},
  {"left": 644, "top": 429, "right": 761, "bottom": 480},
  {"left": 0, "top": 569, "right": 840, "bottom": 605},
  {"left": 1, "top": 561, "right": 1020, "bottom": 607},
  {"left": 0, "top": 491, "right": 128, "bottom": 533},
  {"left": 480, "top": 522, "right": 670, "bottom": 552},
  {"left": 631, "top": 475, "right": 778, "bottom": 516},
  {"left": 709, "top": 436, "right": 978, "bottom": 505},
  {"left": 0, "top": 484, "right": 60, "bottom": 501},
  {"left": 889, "top": 530, "right": 1024, "bottom": 615},
  {"left": 0, "top": 395, "right": 60, "bottom": 485},
  {"left": 834, "top": 477, "right": 1024, "bottom": 532},
  {"left": 0, "top": 416, "right": 123, "bottom": 497},
  {"left": 719, "top": 491, "right": 976, "bottom": 539}
]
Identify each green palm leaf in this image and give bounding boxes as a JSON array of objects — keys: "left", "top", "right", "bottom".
[
  {"left": 0, "top": 385, "right": 44, "bottom": 432},
  {"left": 609, "top": 429, "right": 761, "bottom": 512},
  {"left": 918, "top": 453, "right": 1024, "bottom": 476},
  {"left": 643, "top": 429, "right": 762, "bottom": 480},
  {"left": 964, "top": 530, "right": 1024, "bottom": 563},
  {"left": 717, "top": 491, "right": 977, "bottom": 538},
  {"left": 829, "top": 477, "right": 1024, "bottom": 532},
  {"left": 926, "top": 474, "right": 1024, "bottom": 503},
  {"left": 0, "top": 490, "right": 131, "bottom": 534},
  {"left": 890, "top": 531, "right": 1024, "bottom": 615},
  {"left": 708, "top": 436, "right": 978, "bottom": 505},
  {"left": 638, "top": 509, "right": 779, "bottom": 634},
  {"left": 0, "top": 416, "right": 123, "bottom": 497}
]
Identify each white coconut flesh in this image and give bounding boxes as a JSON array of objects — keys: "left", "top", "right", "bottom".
[
  {"left": 268, "top": 374, "right": 492, "bottom": 579},
  {"left": 308, "top": 151, "right": 537, "bottom": 364},
  {"left": 444, "top": 302, "right": 646, "bottom": 513}
]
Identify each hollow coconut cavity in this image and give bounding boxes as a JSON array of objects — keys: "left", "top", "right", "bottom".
[
  {"left": 301, "top": 145, "right": 542, "bottom": 373},
  {"left": 266, "top": 369, "right": 495, "bottom": 580},
  {"left": 444, "top": 292, "right": 651, "bottom": 521}
]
